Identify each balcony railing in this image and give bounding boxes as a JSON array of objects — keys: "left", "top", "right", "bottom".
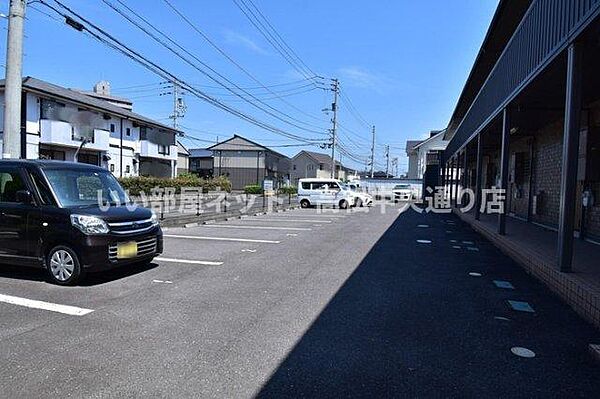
[
  {"left": 445, "top": 0, "right": 600, "bottom": 161},
  {"left": 40, "top": 119, "right": 109, "bottom": 151},
  {"left": 138, "top": 140, "right": 178, "bottom": 160}
]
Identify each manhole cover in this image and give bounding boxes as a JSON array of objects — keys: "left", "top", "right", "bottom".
[
  {"left": 416, "top": 239, "right": 432, "bottom": 244},
  {"left": 469, "top": 272, "right": 482, "bottom": 277},
  {"left": 511, "top": 347, "right": 536, "bottom": 358}
]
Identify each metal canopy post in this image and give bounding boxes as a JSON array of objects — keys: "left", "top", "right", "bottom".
[
  {"left": 475, "top": 134, "right": 483, "bottom": 220},
  {"left": 449, "top": 157, "right": 455, "bottom": 207},
  {"left": 462, "top": 148, "right": 468, "bottom": 205},
  {"left": 498, "top": 107, "right": 511, "bottom": 235},
  {"left": 558, "top": 42, "right": 583, "bottom": 273}
]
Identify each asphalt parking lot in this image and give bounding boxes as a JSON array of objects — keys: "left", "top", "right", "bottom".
[{"left": 1, "top": 205, "right": 599, "bottom": 398}]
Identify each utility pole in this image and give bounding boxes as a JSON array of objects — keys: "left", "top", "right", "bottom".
[
  {"left": 385, "top": 145, "right": 390, "bottom": 178},
  {"left": 330, "top": 78, "right": 339, "bottom": 179},
  {"left": 370, "top": 125, "right": 375, "bottom": 178},
  {"left": 169, "top": 81, "right": 186, "bottom": 130},
  {"left": 2, "top": 0, "right": 26, "bottom": 159}
]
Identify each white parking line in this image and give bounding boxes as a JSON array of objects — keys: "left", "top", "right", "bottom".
[
  {"left": 243, "top": 218, "right": 332, "bottom": 223},
  {"left": 164, "top": 234, "right": 281, "bottom": 244},
  {"left": 0, "top": 293, "right": 93, "bottom": 316},
  {"left": 201, "top": 224, "right": 312, "bottom": 231},
  {"left": 156, "top": 257, "right": 223, "bottom": 266},
  {"left": 287, "top": 213, "right": 346, "bottom": 218}
]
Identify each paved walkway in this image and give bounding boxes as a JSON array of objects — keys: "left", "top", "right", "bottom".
[
  {"left": 258, "top": 210, "right": 600, "bottom": 398},
  {"left": 458, "top": 210, "right": 600, "bottom": 329}
]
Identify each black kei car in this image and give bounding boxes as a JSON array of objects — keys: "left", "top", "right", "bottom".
[{"left": 0, "top": 160, "right": 163, "bottom": 285}]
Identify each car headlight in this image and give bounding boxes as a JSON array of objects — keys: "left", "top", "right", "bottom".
[
  {"left": 150, "top": 210, "right": 159, "bottom": 226},
  {"left": 70, "top": 214, "right": 109, "bottom": 235}
]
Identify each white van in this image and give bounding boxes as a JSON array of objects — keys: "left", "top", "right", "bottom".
[{"left": 298, "top": 178, "right": 355, "bottom": 209}]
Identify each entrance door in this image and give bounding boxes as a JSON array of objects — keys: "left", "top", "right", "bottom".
[{"left": 0, "top": 167, "right": 40, "bottom": 266}]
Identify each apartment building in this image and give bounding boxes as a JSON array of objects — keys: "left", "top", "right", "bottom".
[{"left": 0, "top": 77, "right": 180, "bottom": 178}]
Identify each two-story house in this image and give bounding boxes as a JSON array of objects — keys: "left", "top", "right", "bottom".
[
  {"left": 0, "top": 77, "right": 180, "bottom": 178},
  {"left": 290, "top": 150, "right": 346, "bottom": 185},
  {"left": 208, "top": 135, "right": 290, "bottom": 190}
]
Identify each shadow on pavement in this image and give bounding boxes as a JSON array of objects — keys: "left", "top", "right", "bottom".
[
  {"left": 0, "top": 261, "right": 158, "bottom": 286},
  {"left": 256, "top": 210, "right": 600, "bottom": 398}
]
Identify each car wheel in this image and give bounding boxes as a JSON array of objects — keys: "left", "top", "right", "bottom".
[
  {"left": 339, "top": 199, "right": 348, "bottom": 209},
  {"left": 300, "top": 199, "right": 310, "bottom": 208},
  {"left": 355, "top": 198, "right": 363, "bottom": 207},
  {"left": 47, "top": 246, "right": 83, "bottom": 285}
]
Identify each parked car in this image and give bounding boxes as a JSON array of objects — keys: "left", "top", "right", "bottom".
[
  {"left": 392, "top": 183, "right": 414, "bottom": 201},
  {"left": 344, "top": 183, "right": 373, "bottom": 207},
  {"left": 0, "top": 160, "right": 163, "bottom": 285},
  {"left": 298, "top": 178, "right": 355, "bottom": 209}
]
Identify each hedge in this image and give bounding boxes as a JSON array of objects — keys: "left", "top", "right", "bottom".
[
  {"left": 243, "top": 184, "right": 263, "bottom": 194},
  {"left": 119, "top": 174, "right": 231, "bottom": 195},
  {"left": 278, "top": 185, "right": 297, "bottom": 195}
]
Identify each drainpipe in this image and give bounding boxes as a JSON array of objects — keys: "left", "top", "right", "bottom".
[{"left": 119, "top": 118, "right": 123, "bottom": 177}]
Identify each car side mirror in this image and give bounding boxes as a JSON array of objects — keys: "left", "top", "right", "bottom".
[{"left": 16, "top": 190, "right": 34, "bottom": 205}]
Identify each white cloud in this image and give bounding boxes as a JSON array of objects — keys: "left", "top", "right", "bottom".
[
  {"left": 223, "top": 30, "right": 268, "bottom": 55},
  {"left": 337, "top": 66, "right": 391, "bottom": 93}
]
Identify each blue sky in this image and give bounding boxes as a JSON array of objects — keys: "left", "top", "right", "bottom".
[{"left": 2, "top": 0, "right": 498, "bottom": 173}]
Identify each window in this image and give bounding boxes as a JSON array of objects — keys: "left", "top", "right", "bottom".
[
  {"left": 29, "top": 172, "right": 55, "bottom": 205},
  {"left": 158, "top": 145, "right": 170, "bottom": 155},
  {"left": 110, "top": 124, "right": 115, "bottom": 133},
  {"left": 40, "top": 98, "right": 66, "bottom": 121},
  {"left": 126, "top": 127, "right": 131, "bottom": 136},
  {"left": 39, "top": 148, "right": 65, "bottom": 161},
  {"left": 77, "top": 153, "right": 100, "bottom": 166},
  {"left": 319, "top": 164, "right": 323, "bottom": 170},
  {"left": 0, "top": 170, "right": 26, "bottom": 203},
  {"left": 293, "top": 164, "right": 297, "bottom": 171},
  {"left": 110, "top": 164, "right": 115, "bottom": 172},
  {"left": 140, "top": 126, "right": 147, "bottom": 140},
  {"left": 301, "top": 182, "right": 311, "bottom": 189},
  {"left": 125, "top": 165, "right": 131, "bottom": 174}
]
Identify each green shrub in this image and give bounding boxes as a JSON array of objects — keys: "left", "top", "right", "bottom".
[
  {"left": 244, "top": 184, "right": 263, "bottom": 194},
  {"left": 278, "top": 185, "right": 297, "bottom": 195},
  {"left": 119, "top": 175, "right": 231, "bottom": 195}
]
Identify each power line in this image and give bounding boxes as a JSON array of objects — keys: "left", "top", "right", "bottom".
[
  {"left": 159, "top": 0, "right": 327, "bottom": 123},
  {"left": 99, "top": 0, "right": 327, "bottom": 135},
  {"left": 39, "top": 0, "right": 323, "bottom": 144},
  {"left": 242, "top": 0, "right": 318, "bottom": 77},
  {"left": 233, "top": 0, "right": 316, "bottom": 82}
]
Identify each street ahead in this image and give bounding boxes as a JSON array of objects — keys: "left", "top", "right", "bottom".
[{"left": 0, "top": 206, "right": 599, "bottom": 398}]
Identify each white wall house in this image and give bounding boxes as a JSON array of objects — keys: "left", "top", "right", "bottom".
[
  {"left": 0, "top": 77, "right": 180, "bottom": 178},
  {"left": 406, "top": 130, "right": 449, "bottom": 179},
  {"left": 290, "top": 150, "right": 347, "bottom": 185}
]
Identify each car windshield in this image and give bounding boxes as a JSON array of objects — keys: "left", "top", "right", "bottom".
[
  {"left": 42, "top": 167, "right": 129, "bottom": 208},
  {"left": 394, "top": 184, "right": 411, "bottom": 189}
]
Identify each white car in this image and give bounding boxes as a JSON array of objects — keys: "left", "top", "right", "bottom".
[
  {"left": 298, "top": 178, "right": 355, "bottom": 209},
  {"left": 344, "top": 183, "right": 373, "bottom": 207},
  {"left": 392, "top": 184, "right": 414, "bottom": 201}
]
